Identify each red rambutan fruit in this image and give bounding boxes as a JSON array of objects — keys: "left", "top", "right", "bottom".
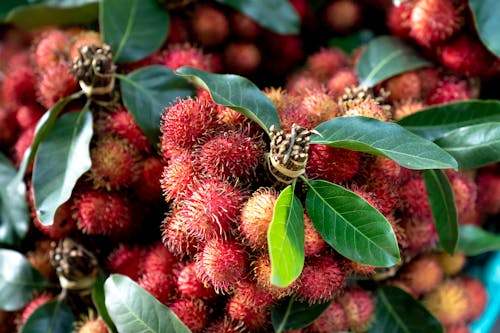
[
  {"left": 142, "top": 242, "right": 178, "bottom": 276},
  {"left": 0, "top": 107, "right": 19, "bottom": 147},
  {"left": 279, "top": 104, "right": 318, "bottom": 132},
  {"left": 392, "top": 98, "right": 426, "bottom": 120},
  {"left": 409, "top": 0, "right": 463, "bottom": 47},
  {"left": 223, "top": 42, "right": 261, "bottom": 75},
  {"left": 398, "top": 254, "right": 443, "bottom": 296},
  {"left": 75, "top": 316, "right": 109, "bottom": 333},
  {"left": 338, "top": 288, "right": 375, "bottom": 332},
  {"left": 475, "top": 170, "right": 500, "bottom": 215},
  {"left": 161, "top": 44, "right": 213, "bottom": 71},
  {"left": 386, "top": 1, "right": 416, "bottom": 39},
  {"left": 383, "top": 71, "right": 422, "bottom": 102},
  {"left": 69, "top": 31, "right": 102, "bottom": 63},
  {"left": 177, "top": 262, "right": 217, "bottom": 300},
  {"left": 459, "top": 276, "right": 488, "bottom": 321},
  {"left": 290, "top": 0, "right": 309, "bottom": 19},
  {"left": 139, "top": 272, "right": 176, "bottom": 305},
  {"left": 306, "top": 144, "right": 361, "bottom": 184},
  {"left": 230, "top": 12, "right": 261, "bottom": 40},
  {"left": 14, "top": 127, "right": 35, "bottom": 166},
  {"left": 2, "top": 65, "right": 36, "bottom": 107},
  {"left": 416, "top": 67, "right": 442, "bottom": 97},
  {"left": 19, "top": 292, "right": 53, "bottom": 325},
  {"left": 296, "top": 255, "right": 346, "bottom": 305},
  {"left": 169, "top": 299, "right": 208, "bottom": 333},
  {"left": 166, "top": 15, "right": 190, "bottom": 44},
  {"left": 306, "top": 48, "right": 348, "bottom": 82},
  {"left": 107, "top": 244, "right": 145, "bottom": 281},
  {"left": 16, "top": 104, "right": 44, "bottom": 130},
  {"left": 263, "top": 34, "right": 304, "bottom": 76},
  {"left": 300, "top": 89, "right": 339, "bottom": 124},
  {"left": 445, "top": 324, "right": 471, "bottom": 333},
  {"left": 399, "top": 217, "right": 437, "bottom": 252},
  {"left": 285, "top": 72, "right": 324, "bottom": 98},
  {"left": 33, "top": 200, "right": 76, "bottom": 239},
  {"left": 192, "top": 4, "right": 229, "bottom": 48},
  {"left": 327, "top": 68, "right": 359, "bottom": 97},
  {"left": 252, "top": 254, "right": 299, "bottom": 300},
  {"left": 426, "top": 78, "right": 471, "bottom": 105},
  {"left": 36, "top": 63, "right": 78, "bottom": 109},
  {"left": 309, "top": 301, "right": 348, "bottom": 333},
  {"left": 304, "top": 213, "right": 327, "bottom": 257},
  {"left": 422, "top": 279, "right": 470, "bottom": 326},
  {"left": 360, "top": 173, "right": 401, "bottom": 217},
  {"left": 437, "top": 251, "right": 466, "bottom": 276},
  {"left": 161, "top": 210, "right": 199, "bottom": 259},
  {"left": 33, "top": 29, "right": 70, "bottom": 70},
  {"left": 264, "top": 87, "right": 297, "bottom": 112},
  {"left": 399, "top": 176, "right": 432, "bottom": 218},
  {"left": 342, "top": 259, "right": 376, "bottom": 277},
  {"left": 323, "top": 0, "right": 362, "bottom": 34},
  {"left": 205, "top": 317, "right": 244, "bottom": 333},
  {"left": 131, "top": 156, "right": 164, "bottom": 202},
  {"left": 447, "top": 171, "right": 477, "bottom": 223},
  {"left": 160, "top": 151, "right": 199, "bottom": 202}
]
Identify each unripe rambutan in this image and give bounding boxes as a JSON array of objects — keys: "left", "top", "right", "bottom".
[
  {"left": 205, "top": 317, "right": 244, "bottom": 333},
  {"left": 161, "top": 152, "right": 199, "bottom": 202},
  {"left": 226, "top": 282, "right": 273, "bottom": 331},
  {"left": 69, "top": 31, "right": 102, "bottom": 62},
  {"left": 309, "top": 301, "right": 348, "bottom": 333},
  {"left": 392, "top": 98, "right": 426, "bottom": 120},
  {"left": 36, "top": 63, "right": 78, "bottom": 109},
  {"left": 196, "top": 239, "right": 249, "bottom": 293},
  {"left": 16, "top": 104, "right": 44, "bottom": 130},
  {"left": 323, "top": 0, "right": 362, "bottom": 34},
  {"left": 230, "top": 12, "right": 261, "bottom": 40},
  {"left": 338, "top": 288, "right": 375, "bottom": 332},
  {"left": 399, "top": 176, "right": 432, "bottom": 218},
  {"left": 306, "top": 48, "right": 348, "bottom": 82},
  {"left": 437, "top": 251, "right": 466, "bottom": 276},
  {"left": 131, "top": 156, "right": 163, "bottom": 202},
  {"left": 75, "top": 316, "right": 109, "bottom": 333},
  {"left": 426, "top": 78, "right": 471, "bottom": 105},
  {"left": 161, "top": 210, "right": 199, "bottom": 259},
  {"left": 475, "top": 170, "right": 500, "bottom": 215},
  {"left": 161, "top": 44, "right": 213, "bottom": 71},
  {"left": 306, "top": 144, "right": 361, "bottom": 184},
  {"left": 409, "top": 0, "right": 463, "bottom": 46},
  {"left": 386, "top": 1, "right": 415, "bottom": 39},
  {"left": 327, "top": 68, "right": 358, "bottom": 97},
  {"left": 300, "top": 89, "right": 339, "bottom": 124},
  {"left": 177, "top": 262, "right": 217, "bottom": 300},
  {"left": 398, "top": 254, "right": 443, "bottom": 296},
  {"left": 2, "top": 65, "right": 36, "bottom": 107},
  {"left": 107, "top": 244, "right": 145, "bottom": 281},
  {"left": 297, "top": 255, "right": 346, "bottom": 305},
  {"left": 422, "top": 279, "right": 470, "bottom": 326},
  {"left": 139, "top": 272, "right": 176, "bottom": 305},
  {"left": 169, "top": 299, "right": 208, "bottom": 333},
  {"left": 192, "top": 4, "right": 229, "bottom": 47},
  {"left": 33, "top": 200, "right": 76, "bottom": 239},
  {"left": 223, "top": 42, "right": 261, "bottom": 75},
  {"left": 252, "top": 254, "right": 299, "bottom": 300},
  {"left": 19, "top": 292, "right": 53, "bottom": 325},
  {"left": 459, "top": 276, "right": 487, "bottom": 321},
  {"left": 143, "top": 242, "right": 178, "bottom": 276},
  {"left": 383, "top": 71, "right": 422, "bottom": 102},
  {"left": 0, "top": 107, "right": 19, "bottom": 147},
  {"left": 33, "top": 29, "right": 70, "bottom": 70},
  {"left": 304, "top": 213, "right": 327, "bottom": 257}
]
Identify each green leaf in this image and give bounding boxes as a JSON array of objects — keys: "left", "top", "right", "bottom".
[
  {"left": 304, "top": 179, "right": 400, "bottom": 267},
  {"left": 468, "top": 0, "right": 500, "bottom": 57},
  {"left": 118, "top": 66, "right": 195, "bottom": 145},
  {"left": 176, "top": 66, "right": 281, "bottom": 135},
  {"left": 268, "top": 184, "right": 304, "bottom": 288},
  {"left": 20, "top": 299, "right": 74, "bottom": 333},
  {"left": 457, "top": 225, "right": 500, "bottom": 256},
  {"left": 311, "top": 116, "right": 458, "bottom": 170},
  {"left": 0, "top": 153, "right": 29, "bottom": 246},
  {"left": 434, "top": 122, "right": 500, "bottom": 169},
  {"left": 397, "top": 100, "right": 500, "bottom": 141},
  {"left": 92, "top": 273, "right": 117, "bottom": 333},
  {"left": 356, "top": 35, "right": 432, "bottom": 87},
  {"left": 0, "top": 249, "right": 51, "bottom": 311},
  {"left": 370, "top": 286, "right": 443, "bottom": 333},
  {"left": 215, "top": 0, "right": 299, "bottom": 35},
  {"left": 104, "top": 274, "right": 191, "bottom": 333},
  {"left": 329, "top": 29, "right": 375, "bottom": 53},
  {"left": 423, "top": 170, "right": 458, "bottom": 254},
  {"left": 271, "top": 297, "right": 331, "bottom": 332},
  {"left": 33, "top": 108, "right": 93, "bottom": 225},
  {"left": 100, "top": 0, "right": 169, "bottom": 63}
]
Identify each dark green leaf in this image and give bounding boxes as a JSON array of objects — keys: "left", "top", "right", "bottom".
[
  {"left": 0, "top": 153, "right": 29, "bottom": 246},
  {"left": 311, "top": 116, "right": 458, "bottom": 170},
  {"left": 329, "top": 30, "right": 375, "bottom": 53},
  {"left": 215, "top": 0, "right": 299, "bottom": 34},
  {"left": 370, "top": 286, "right": 443, "bottom": 333},
  {"left": 100, "top": 0, "right": 169, "bottom": 63},
  {"left": 397, "top": 100, "right": 500, "bottom": 141},
  {"left": 423, "top": 170, "right": 458, "bottom": 254},
  {"left": 176, "top": 66, "right": 281, "bottom": 135},
  {"left": 457, "top": 225, "right": 500, "bottom": 256},
  {"left": 0, "top": 249, "right": 51, "bottom": 311},
  {"left": 304, "top": 179, "right": 400, "bottom": 267},
  {"left": 20, "top": 299, "right": 74, "bottom": 333},
  {"left": 468, "top": 0, "right": 500, "bottom": 57},
  {"left": 268, "top": 184, "right": 304, "bottom": 288},
  {"left": 104, "top": 274, "right": 191, "bottom": 333},
  {"left": 0, "top": 0, "right": 30, "bottom": 20},
  {"left": 33, "top": 108, "right": 93, "bottom": 225},
  {"left": 118, "top": 66, "right": 195, "bottom": 145},
  {"left": 92, "top": 273, "right": 117, "bottom": 333},
  {"left": 271, "top": 297, "right": 331, "bottom": 332},
  {"left": 356, "top": 35, "right": 431, "bottom": 87},
  {"left": 434, "top": 122, "right": 500, "bottom": 169}
]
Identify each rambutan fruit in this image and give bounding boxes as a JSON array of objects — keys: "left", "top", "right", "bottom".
[
  {"left": 223, "top": 42, "right": 261, "bottom": 75},
  {"left": 166, "top": 15, "right": 190, "bottom": 44},
  {"left": 196, "top": 239, "right": 249, "bottom": 293},
  {"left": 14, "top": 127, "right": 35, "bottom": 166},
  {"left": 169, "top": 299, "right": 208, "bottom": 333},
  {"left": 338, "top": 288, "right": 375, "bottom": 332},
  {"left": 426, "top": 78, "right": 471, "bottom": 105},
  {"left": 252, "top": 254, "right": 299, "bottom": 300},
  {"left": 306, "top": 48, "right": 348, "bottom": 82},
  {"left": 475, "top": 170, "right": 500, "bottom": 215},
  {"left": 36, "top": 63, "right": 78, "bottom": 109},
  {"left": 192, "top": 4, "right": 229, "bottom": 48},
  {"left": 205, "top": 317, "right": 244, "bottom": 333},
  {"left": 33, "top": 200, "right": 76, "bottom": 239},
  {"left": 264, "top": 87, "right": 296, "bottom": 112},
  {"left": 69, "top": 31, "right": 102, "bottom": 63},
  {"left": 26, "top": 240, "right": 55, "bottom": 280},
  {"left": 177, "top": 262, "right": 217, "bottom": 300},
  {"left": 399, "top": 217, "right": 437, "bottom": 252},
  {"left": 306, "top": 144, "right": 361, "bottom": 184},
  {"left": 131, "top": 156, "right": 163, "bottom": 202},
  {"left": 300, "top": 89, "right": 339, "bottom": 124},
  {"left": 339, "top": 86, "right": 391, "bottom": 121},
  {"left": 392, "top": 98, "right": 426, "bottom": 121},
  {"left": 398, "top": 254, "right": 443, "bottom": 296},
  {"left": 142, "top": 242, "right": 177, "bottom": 276},
  {"left": 285, "top": 71, "right": 323, "bottom": 97},
  {"left": 0, "top": 107, "right": 19, "bottom": 148},
  {"left": 161, "top": 210, "right": 199, "bottom": 259},
  {"left": 304, "top": 213, "right": 327, "bottom": 257},
  {"left": 161, "top": 44, "right": 213, "bottom": 71},
  {"left": 297, "top": 255, "right": 346, "bottom": 305},
  {"left": 459, "top": 276, "right": 488, "bottom": 321},
  {"left": 409, "top": 0, "right": 463, "bottom": 47},
  {"left": 399, "top": 176, "right": 432, "bottom": 218},
  {"left": 422, "top": 279, "right": 470, "bottom": 326},
  {"left": 290, "top": 0, "right": 310, "bottom": 19},
  {"left": 16, "top": 104, "right": 45, "bottom": 130},
  {"left": 160, "top": 151, "right": 199, "bottom": 202},
  {"left": 382, "top": 71, "right": 422, "bottom": 102},
  {"left": 342, "top": 259, "right": 376, "bottom": 277},
  {"left": 2, "top": 65, "right": 36, "bottom": 107},
  {"left": 75, "top": 316, "right": 109, "bottom": 333},
  {"left": 323, "top": 0, "right": 362, "bottom": 34},
  {"left": 327, "top": 68, "right": 359, "bottom": 97},
  {"left": 262, "top": 33, "right": 304, "bottom": 76},
  {"left": 33, "top": 29, "right": 70, "bottom": 70},
  {"left": 445, "top": 324, "right": 471, "bottom": 333},
  {"left": 279, "top": 104, "right": 318, "bottom": 132},
  {"left": 230, "top": 12, "right": 261, "bottom": 40},
  {"left": 107, "top": 244, "right": 145, "bottom": 281},
  {"left": 447, "top": 171, "right": 477, "bottom": 223},
  {"left": 437, "top": 251, "right": 466, "bottom": 276},
  {"left": 18, "top": 292, "right": 53, "bottom": 325},
  {"left": 139, "top": 272, "right": 176, "bottom": 305},
  {"left": 308, "top": 301, "right": 348, "bottom": 333},
  {"left": 386, "top": 1, "right": 416, "bottom": 39}
]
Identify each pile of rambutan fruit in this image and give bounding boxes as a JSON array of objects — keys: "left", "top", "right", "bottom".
[{"left": 0, "top": 0, "right": 499, "bottom": 332}]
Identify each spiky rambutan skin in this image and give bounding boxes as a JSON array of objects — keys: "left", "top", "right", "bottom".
[
  {"left": 192, "top": 4, "right": 229, "bottom": 48},
  {"left": 279, "top": 104, "right": 318, "bottom": 132},
  {"left": 161, "top": 210, "right": 199, "bottom": 259},
  {"left": 33, "top": 200, "right": 76, "bottom": 239},
  {"left": 392, "top": 98, "right": 426, "bottom": 121},
  {"left": 169, "top": 299, "right": 208, "bottom": 333},
  {"left": 131, "top": 156, "right": 163, "bottom": 202},
  {"left": 14, "top": 127, "right": 35, "bottom": 166},
  {"left": 426, "top": 78, "right": 471, "bottom": 105},
  {"left": 160, "top": 97, "right": 219, "bottom": 159},
  {"left": 300, "top": 89, "right": 339, "bottom": 124},
  {"left": 297, "top": 255, "right": 346, "bottom": 305},
  {"left": 0, "top": 107, "right": 19, "bottom": 147},
  {"left": 398, "top": 254, "right": 443, "bottom": 296},
  {"left": 327, "top": 68, "right": 359, "bottom": 97},
  {"left": 161, "top": 44, "right": 213, "bottom": 71},
  {"left": 76, "top": 317, "right": 109, "bottom": 333},
  {"left": 16, "top": 104, "right": 44, "bottom": 130},
  {"left": 323, "top": 0, "right": 362, "bottom": 34},
  {"left": 285, "top": 71, "right": 323, "bottom": 97},
  {"left": 338, "top": 288, "right": 375, "bottom": 332},
  {"left": 475, "top": 171, "right": 500, "bottom": 215},
  {"left": 438, "top": 251, "right": 466, "bottom": 276},
  {"left": 223, "top": 42, "right": 261, "bottom": 75},
  {"left": 306, "top": 144, "right": 361, "bottom": 184},
  {"left": 230, "top": 12, "right": 261, "bottom": 40},
  {"left": 343, "top": 98, "right": 391, "bottom": 121},
  {"left": 399, "top": 176, "right": 432, "bottom": 219},
  {"left": 459, "top": 276, "right": 488, "bottom": 321},
  {"left": 142, "top": 242, "right": 177, "bottom": 276},
  {"left": 177, "top": 262, "right": 217, "bottom": 300},
  {"left": 107, "top": 244, "right": 146, "bottom": 281},
  {"left": 139, "top": 272, "right": 176, "bottom": 305},
  {"left": 252, "top": 254, "right": 299, "bottom": 300},
  {"left": 309, "top": 301, "right": 348, "bottom": 333},
  {"left": 19, "top": 292, "right": 53, "bottom": 325},
  {"left": 196, "top": 239, "right": 249, "bottom": 293},
  {"left": 399, "top": 217, "right": 437, "bottom": 252},
  {"left": 304, "top": 213, "right": 327, "bottom": 257},
  {"left": 264, "top": 87, "right": 296, "bottom": 112},
  {"left": 422, "top": 279, "right": 470, "bottom": 326},
  {"left": 161, "top": 152, "right": 199, "bottom": 203},
  {"left": 36, "top": 63, "right": 78, "bottom": 108},
  {"left": 409, "top": 0, "right": 463, "bottom": 47},
  {"left": 445, "top": 324, "right": 471, "bottom": 333},
  {"left": 386, "top": 1, "right": 415, "bottom": 39},
  {"left": 447, "top": 171, "right": 477, "bottom": 223},
  {"left": 205, "top": 317, "right": 244, "bottom": 333},
  {"left": 342, "top": 259, "right": 376, "bottom": 277},
  {"left": 382, "top": 71, "right": 422, "bottom": 102},
  {"left": 306, "top": 48, "right": 348, "bottom": 82},
  {"left": 69, "top": 31, "right": 102, "bottom": 62},
  {"left": 2, "top": 65, "right": 36, "bottom": 107},
  {"left": 33, "top": 29, "right": 70, "bottom": 70}
]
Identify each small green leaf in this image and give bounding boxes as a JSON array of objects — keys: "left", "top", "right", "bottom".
[
  {"left": 33, "top": 108, "right": 93, "bottom": 225},
  {"left": 0, "top": 153, "right": 29, "bottom": 246},
  {"left": 468, "top": 0, "right": 500, "bottom": 57},
  {"left": 397, "top": 100, "right": 500, "bottom": 141},
  {"left": 356, "top": 35, "right": 431, "bottom": 87},
  {"left": 457, "top": 225, "right": 500, "bottom": 256},
  {"left": 118, "top": 66, "right": 195, "bottom": 145},
  {"left": 311, "top": 116, "right": 458, "bottom": 170},
  {"left": 215, "top": 0, "right": 300, "bottom": 35},
  {"left": 271, "top": 297, "right": 331, "bottom": 332},
  {"left": 268, "top": 184, "right": 304, "bottom": 288},
  {"left": 370, "top": 286, "right": 443, "bottom": 333},
  {"left": 304, "top": 179, "right": 400, "bottom": 267},
  {"left": 20, "top": 299, "right": 74, "bottom": 333},
  {"left": 104, "top": 274, "right": 191, "bottom": 333},
  {"left": 434, "top": 122, "right": 500, "bottom": 169},
  {"left": 92, "top": 273, "right": 117, "bottom": 333},
  {"left": 329, "top": 29, "right": 375, "bottom": 53},
  {"left": 100, "top": 0, "right": 169, "bottom": 63},
  {"left": 0, "top": 249, "right": 51, "bottom": 311},
  {"left": 175, "top": 66, "right": 280, "bottom": 135},
  {"left": 423, "top": 170, "right": 458, "bottom": 254}
]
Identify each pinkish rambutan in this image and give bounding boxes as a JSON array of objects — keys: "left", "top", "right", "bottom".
[
  {"left": 14, "top": 127, "right": 35, "bottom": 166},
  {"left": 306, "top": 144, "right": 361, "bottom": 184},
  {"left": 264, "top": 87, "right": 297, "bottom": 112},
  {"left": 342, "top": 259, "right": 376, "bottom": 277},
  {"left": 475, "top": 170, "right": 500, "bottom": 215},
  {"left": 107, "top": 244, "right": 145, "bottom": 281},
  {"left": 160, "top": 151, "right": 199, "bottom": 202},
  {"left": 252, "top": 254, "right": 299, "bottom": 300},
  {"left": 338, "top": 288, "right": 375, "bottom": 332},
  {"left": 392, "top": 98, "right": 426, "bottom": 121},
  {"left": 177, "top": 262, "right": 217, "bottom": 300},
  {"left": 459, "top": 276, "right": 488, "bottom": 321},
  {"left": 0, "top": 107, "right": 19, "bottom": 147},
  {"left": 382, "top": 71, "right": 422, "bottom": 102},
  {"left": 279, "top": 104, "right": 318, "bottom": 132},
  {"left": 426, "top": 78, "right": 471, "bottom": 105},
  {"left": 161, "top": 44, "right": 213, "bottom": 71},
  {"left": 343, "top": 98, "right": 391, "bottom": 120},
  {"left": 223, "top": 42, "right": 261, "bottom": 75},
  {"left": 360, "top": 169, "right": 401, "bottom": 216},
  {"left": 16, "top": 104, "right": 45, "bottom": 130},
  {"left": 446, "top": 171, "right": 477, "bottom": 223},
  {"left": 131, "top": 156, "right": 164, "bottom": 202},
  {"left": 398, "top": 254, "right": 443, "bottom": 296},
  {"left": 75, "top": 316, "right": 109, "bottom": 333},
  {"left": 300, "top": 89, "right": 339, "bottom": 124},
  {"left": 161, "top": 210, "right": 199, "bottom": 259},
  {"left": 32, "top": 200, "right": 76, "bottom": 239},
  {"left": 445, "top": 324, "right": 471, "bottom": 333},
  {"left": 33, "top": 29, "right": 70, "bottom": 70},
  {"left": 139, "top": 272, "right": 176, "bottom": 305},
  {"left": 36, "top": 63, "right": 78, "bottom": 109},
  {"left": 230, "top": 12, "right": 261, "bottom": 40},
  {"left": 304, "top": 213, "right": 327, "bottom": 257},
  {"left": 142, "top": 242, "right": 178, "bottom": 276},
  {"left": 306, "top": 48, "right": 348, "bottom": 82},
  {"left": 327, "top": 68, "right": 359, "bottom": 97},
  {"left": 422, "top": 279, "right": 470, "bottom": 326},
  {"left": 399, "top": 217, "right": 438, "bottom": 252},
  {"left": 69, "top": 31, "right": 102, "bottom": 63},
  {"left": 285, "top": 71, "right": 324, "bottom": 97},
  {"left": 169, "top": 299, "right": 208, "bottom": 333},
  {"left": 386, "top": 1, "right": 416, "bottom": 39},
  {"left": 205, "top": 317, "right": 244, "bottom": 333},
  {"left": 308, "top": 301, "right": 348, "bottom": 333},
  {"left": 399, "top": 176, "right": 432, "bottom": 218},
  {"left": 437, "top": 251, "right": 466, "bottom": 276},
  {"left": 2, "top": 65, "right": 36, "bottom": 107},
  {"left": 18, "top": 292, "right": 53, "bottom": 325},
  {"left": 192, "top": 4, "right": 229, "bottom": 47},
  {"left": 323, "top": 0, "right": 362, "bottom": 34}
]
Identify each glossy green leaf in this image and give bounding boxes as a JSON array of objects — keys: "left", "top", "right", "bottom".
[
  {"left": 423, "top": 170, "right": 458, "bottom": 254},
  {"left": 370, "top": 286, "right": 443, "bottom": 333},
  {"left": 304, "top": 179, "right": 400, "bottom": 267},
  {"left": 100, "top": 0, "right": 169, "bottom": 63},
  {"left": 118, "top": 66, "right": 195, "bottom": 145},
  {"left": 311, "top": 116, "right": 458, "bottom": 170},
  {"left": 457, "top": 225, "right": 500, "bottom": 256},
  {"left": 176, "top": 66, "right": 280, "bottom": 135},
  {"left": 215, "top": 0, "right": 299, "bottom": 34},
  {"left": 268, "top": 184, "right": 304, "bottom": 288},
  {"left": 356, "top": 35, "right": 431, "bottom": 87},
  {"left": 0, "top": 153, "right": 29, "bottom": 246},
  {"left": 33, "top": 108, "right": 93, "bottom": 225},
  {"left": 104, "top": 274, "right": 191, "bottom": 333},
  {"left": 271, "top": 297, "right": 331, "bottom": 332},
  {"left": 0, "top": 249, "right": 51, "bottom": 311},
  {"left": 92, "top": 273, "right": 117, "bottom": 333},
  {"left": 469, "top": 0, "right": 500, "bottom": 57},
  {"left": 329, "top": 29, "right": 375, "bottom": 53},
  {"left": 397, "top": 100, "right": 500, "bottom": 141},
  {"left": 20, "top": 299, "right": 74, "bottom": 333},
  {"left": 434, "top": 122, "right": 500, "bottom": 169}
]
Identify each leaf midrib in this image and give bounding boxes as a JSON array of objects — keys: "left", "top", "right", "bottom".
[
  {"left": 113, "top": 0, "right": 137, "bottom": 62},
  {"left": 378, "top": 289, "right": 411, "bottom": 333},
  {"left": 360, "top": 48, "right": 404, "bottom": 87}
]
